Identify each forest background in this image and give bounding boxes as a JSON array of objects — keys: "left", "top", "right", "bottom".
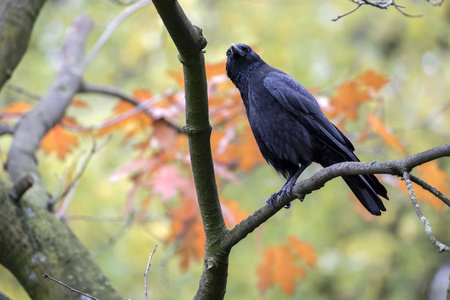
[{"left": 0, "top": 0, "right": 450, "bottom": 299}]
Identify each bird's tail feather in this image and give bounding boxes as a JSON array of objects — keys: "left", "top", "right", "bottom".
[{"left": 342, "top": 175, "right": 387, "bottom": 216}]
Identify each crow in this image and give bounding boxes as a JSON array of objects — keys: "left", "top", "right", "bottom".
[{"left": 226, "top": 43, "right": 388, "bottom": 215}]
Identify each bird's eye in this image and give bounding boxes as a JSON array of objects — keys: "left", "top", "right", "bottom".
[
  {"left": 244, "top": 47, "right": 251, "bottom": 53},
  {"left": 226, "top": 49, "right": 231, "bottom": 56}
]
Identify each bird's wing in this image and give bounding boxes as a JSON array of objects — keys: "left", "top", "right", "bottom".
[{"left": 263, "top": 71, "right": 355, "bottom": 158}]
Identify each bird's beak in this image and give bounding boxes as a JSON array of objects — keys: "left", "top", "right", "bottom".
[{"left": 230, "top": 43, "right": 244, "bottom": 57}]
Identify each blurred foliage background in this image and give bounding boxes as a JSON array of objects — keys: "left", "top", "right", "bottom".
[{"left": 1, "top": 0, "right": 450, "bottom": 299}]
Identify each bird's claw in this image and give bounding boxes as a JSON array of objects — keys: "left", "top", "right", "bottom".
[{"left": 266, "top": 188, "right": 291, "bottom": 209}]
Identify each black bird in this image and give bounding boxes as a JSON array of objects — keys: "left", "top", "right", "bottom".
[{"left": 226, "top": 43, "right": 388, "bottom": 215}]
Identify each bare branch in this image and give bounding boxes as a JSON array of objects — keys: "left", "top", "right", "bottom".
[
  {"left": 223, "top": 144, "right": 450, "bottom": 249},
  {"left": 332, "top": 4, "right": 362, "bottom": 22},
  {"left": 0, "top": 124, "right": 15, "bottom": 136},
  {"left": 85, "top": 0, "right": 152, "bottom": 66},
  {"left": 52, "top": 136, "right": 112, "bottom": 218},
  {"left": 43, "top": 273, "right": 100, "bottom": 300},
  {"left": 79, "top": 82, "right": 184, "bottom": 133},
  {"left": 145, "top": 245, "right": 158, "bottom": 300},
  {"left": 403, "top": 172, "right": 450, "bottom": 253},
  {"left": 5, "top": 83, "right": 41, "bottom": 101},
  {"left": 8, "top": 174, "right": 34, "bottom": 202},
  {"left": 409, "top": 174, "right": 450, "bottom": 208},
  {"left": 335, "top": 0, "right": 443, "bottom": 21},
  {"left": 6, "top": 15, "right": 93, "bottom": 185}
]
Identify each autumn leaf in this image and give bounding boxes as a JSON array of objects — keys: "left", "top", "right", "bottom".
[
  {"left": 212, "top": 122, "right": 265, "bottom": 173},
  {"left": 97, "top": 90, "right": 153, "bottom": 136},
  {"left": 149, "top": 165, "right": 190, "bottom": 201},
  {"left": 358, "top": 70, "right": 389, "bottom": 91},
  {"left": 329, "top": 81, "right": 371, "bottom": 120},
  {"left": 287, "top": 236, "right": 317, "bottom": 267},
  {"left": 399, "top": 161, "right": 450, "bottom": 210},
  {"left": 367, "top": 114, "right": 407, "bottom": 153},
  {"left": 70, "top": 99, "right": 88, "bottom": 108},
  {"left": 257, "top": 237, "right": 316, "bottom": 296},
  {"left": 0, "top": 102, "right": 31, "bottom": 123},
  {"left": 166, "top": 197, "right": 205, "bottom": 271},
  {"left": 257, "top": 246, "right": 306, "bottom": 296},
  {"left": 220, "top": 199, "right": 250, "bottom": 228},
  {"left": 40, "top": 124, "right": 79, "bottom": 160}
]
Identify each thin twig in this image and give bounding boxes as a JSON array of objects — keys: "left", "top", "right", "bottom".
[
  {"left": 54, "top": 136, "right": 112, "bottom": 218},
  {"left": 79, "top": 82, "right": 185, "bottom": 133},
  {"left": 5, "top": 83, "right": 41, "bottom": 101},
  {"left": 145, "top": 245, "right": 158, "bottom": 300},
  {"left": 335, "top": 0, "right": 441, "bottom": 21},
  {"left": 409, "top": 174, "right": 450, "bottom": 208},
  {"left": 403, "top": 171, "right": 450, "bottom": 253},
  {"left": 332, "top": 4, "right": 362, "bottom": 21},
  {"left": 43, "top": 273, "right": 100, "bottom": 300},
  {"left": 85, "top": 0, "right": 152, "bottom": 66}
]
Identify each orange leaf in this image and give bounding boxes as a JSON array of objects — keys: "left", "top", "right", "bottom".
[
  {"left": 329, "top": 81, "right": 371, "bottom": 121},
  {"left": 98, "top": 92, "right": 153, "bottom": 136},
  {"left": 257, "top": 237, "right": 316, "bottom": 295},
  {"left": 367, "top": 115, "right": 406, "bottom": 153},
  {"left": 0, "top": 102, "right": 31, "bottom": 118},
  {"left": 287, "top": 236, "right": 317, "bottom": 267},
  {"left": 166, "top": 198, "right": 205, "bottom": 271},
  {"left": 257, "top": 246, "right": 306, "bottom": 296},
  {"left": 358, "top": 70, "right": 389, "bottom": 91},
  {"left": 206, "top": 61, "right": 227, "bottom": 80},
  {"left": 220, "top": 199, "right": 250, "bottom": 228},
  {"left": 399, "top": 161, "right": 449, "bottom": 210},
  {"left": 70, "top": 99, "right": 88, "bottom": 108},
  {"left": 40, "top": 124, "right": 79, "bottom": 160}
]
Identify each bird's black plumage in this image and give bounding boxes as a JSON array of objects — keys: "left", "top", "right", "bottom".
[{"left": 226, "top": 43, "right": 388, "bottom": 215}]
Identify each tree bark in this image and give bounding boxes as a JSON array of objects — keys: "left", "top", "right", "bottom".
[
  {"left": 152, "top": 1, "right": 230, "bottom": 299},
  {"left": 0, "top": 0, "right": 47, "bottom": 91},
  {"left": 0, "top": 15, "right": 122, "bottom": 300}
]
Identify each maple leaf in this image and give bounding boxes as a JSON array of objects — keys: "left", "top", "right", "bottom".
[
  {"left": 166, "top": 197, "right": 205, "bottom": 271},
  {"left": 40, "top": 124, "right": 79, "bottom": 160},
  {"left": 149, "top": 165, "right": 190, "bottom": 201},
  {"left": 257, "top": 237, "right": 316, "bottom": 296},
  {"left": 257, "top": 246, "right": 306, "bottom": 296},
  {"left": 287, "top": 236, "right": 317, "bottom": 267},
  {"left": 399, "top": 161, "right": 449, "bottom": 210},
  {"left": 0, "top": 102, "right": 31, "bottom": 123},
  {"left": 97, "top": 90, "right": 153, "bottom": 136},
  {"left": 70, "top": 99, "right": 88, "bottom": 108},
  {"left": 220, "top": 199, "right": 250, "bottom": 228},
  {"left": 329, "top": 81, "right": 371, "bottom": 121},
  {"left": 367, "top": 114, "right": 406, "bottom": 153},
  {"left": 358, "top": 70, "right": 389, "bottom": 91}
]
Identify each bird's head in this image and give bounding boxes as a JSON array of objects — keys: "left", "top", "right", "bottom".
[{"left": 226, "top": 43, "right": 264, "bottom": 85}]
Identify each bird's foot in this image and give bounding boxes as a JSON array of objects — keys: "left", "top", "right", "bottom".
[{"left": 266, "top": 185, "right": 292, "bottom": 209}]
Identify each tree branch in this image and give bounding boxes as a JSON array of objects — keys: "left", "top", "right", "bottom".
[
  {"left": 403, "top": 171, "right": 450, "bottom": 253},
  {"left": 152, "top": 1, "right": 228, "bottom": 299},
  {"left": 0, "top": 0, "right": 47, "bottom": 91},
  {"left": 79, "top": 82, "right": 184, "bottom": 133},
  {"left": 43, "top": 273, "right": 100, "bottom": 300},
  {"left": 85, "top": 0, "right": 152, "bottom": 67},
  {"left": 334, "top": 0, "right": 443, "bottom": 21},
  {"left": 222, "top": 144, "right": 450, "bottom": 249},
  {"left": 144, "top": 245, "right": 158, "bottom": 300},
  {"left": 409, "top": 174, "right": 450, "bottom": 208},
  {"left": 6, "top": 15, "right": 92, "bottom": 186}
]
